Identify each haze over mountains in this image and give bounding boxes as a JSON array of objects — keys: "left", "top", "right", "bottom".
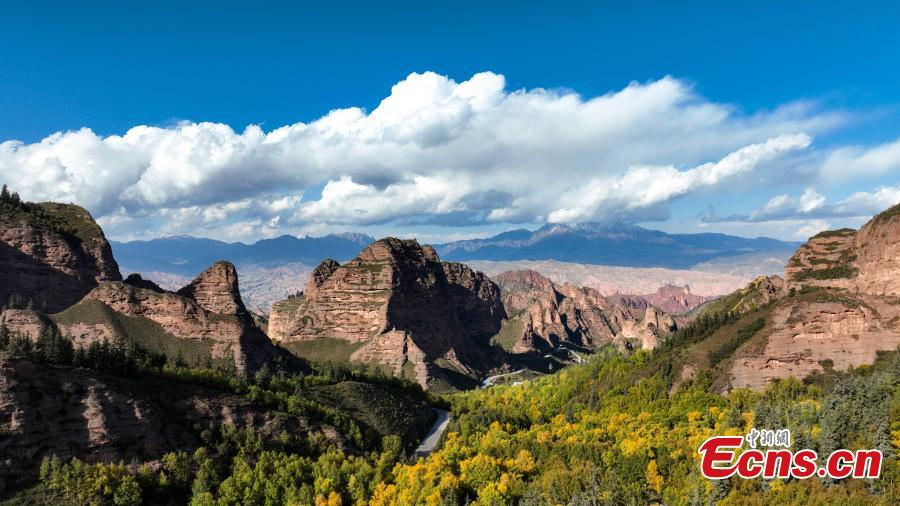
[{"left": 112, "top": 224, "right": 798, "bottom": 311}]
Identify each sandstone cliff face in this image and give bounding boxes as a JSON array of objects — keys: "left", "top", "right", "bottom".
[
  {"left": 177, "top": 261, "right": 247, "bottom": 315},
  {"left": 727, "top": 204, "right": 900, "bottom": 390},
  {"left": 0, "top": 203, "right": 121, "bottom": 312},
  {"left": 492, "top": 270, "right": 676, "bottom": 354},
  {"left": 269, "top": 238, "right": 506, "bottom": 389},
  {"left": 65, "top": 262, "right": 279, "bottom": 373},
  {"left": 855, "top": 205, "right": 900, "bottom": 296},
  {"left": 784, "top": 228, "right": 858, "bottom": 292},
  {"left": 730, "top": 295, "right": 900, "bottom": 390},
  {"left": 0, "top": 357, "right": 348, "bottom": 491}
]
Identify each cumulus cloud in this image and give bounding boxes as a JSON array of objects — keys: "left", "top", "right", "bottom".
[
  {"left": 540, "top": 134, "right": 811, "bottom": 224},
  {"left": 0, "top": 71, "right": 862, "bottom": 240}
]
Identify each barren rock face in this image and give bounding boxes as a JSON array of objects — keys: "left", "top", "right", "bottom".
[
  {"left": 269, "top": 238, "right": 506, "bottom": 388},
  {"left": 727, "top": 204, "right": 900, "bottom": 390},
  {"left": 855, "top": 206, "right": 900, "bottom": 296},
  {"left": 730, "top": 295, "right": 900, "bottom": 390},
  {"left": 177, "top": 261, "right": 246, "bottom": 315},
  {"left": 0, "top": 203, "right": 121, "bottom": 312},
  {"left": 493, "top": 270, "right": 676, "bottom": 353}
]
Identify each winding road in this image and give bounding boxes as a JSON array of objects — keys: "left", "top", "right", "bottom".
[{"left": 414, "top": 408, "right": 451, "bottom": 458}]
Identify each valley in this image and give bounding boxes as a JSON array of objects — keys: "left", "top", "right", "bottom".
[{"left": 0, "top": 191, "right": 897, "bottom": 505}]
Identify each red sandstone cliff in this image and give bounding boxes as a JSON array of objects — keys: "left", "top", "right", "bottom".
[
  {"left": 269, "top": 238, "right": 506, "bottom": 389},
  {"left": 0, "top": 202, "right": 121, "bottom": 312}
]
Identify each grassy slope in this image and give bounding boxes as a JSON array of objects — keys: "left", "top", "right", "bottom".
[
  {"left": 490, "top": 317, "right": 524, "bottom": 351},
  {"left": 49, "top": 299, "right": 217, "bottom": 364},
  {"left": 280, "top": 338, "right": 366, "bottom": 364}
]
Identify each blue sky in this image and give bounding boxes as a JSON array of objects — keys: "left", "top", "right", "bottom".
[{"left": 1, "top": 1, "right": 899, "bottom": 242}]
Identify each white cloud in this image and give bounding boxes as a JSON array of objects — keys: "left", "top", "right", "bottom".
[
  {"left": 0, "top": 71, "right": 859, "bottom": 240},
  {"left": 820, "top": 138, "right": 900, "bottom": 181},
  {"left": 711, "top": 185, "right": 900, "bottom": 226},
  {"left": 794, "top": 219, "right": 832, "bottom": 239},
  {"left": 541, "top": 134, "right": 811, "bottom": 224}
]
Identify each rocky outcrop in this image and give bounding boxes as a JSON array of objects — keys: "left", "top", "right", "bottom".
[
  {"left": 855, "top": 204, "right": 900, "bottom": 296},
  {"left": 726, "top": 203, "right": 900, "bottom": 390},
  {"left": 493, "top": 270, "right": 676, "bottom": 353},
  {"left": 269, "top": 238, "right": 506, "bottom": 389},
  {"left": 0, "top": 357, "right": 349, "bottom": 491},
  {"left": 781, "top": 202, "right": 900, "bottom": 298},
  {"left": 729, "top": 293, "right": 900, "bottom": 390},
  {"left": 177, "top": 261, "right": 246, "bottom": 315},
  {"left": 0, "top": 309, "right": 52, "bottom": 339},
  {"left": 784, "top": 228, "right": 858, "bottom": 292},
  {"left": 0, "top": 202, "right": 121, "bottom": 312},
  {"left": 641, "top": 284, "right": 712, "bottom": 314},
  {"left": 72, "top": 262, "right": 280, "bottom": 373},
  {"left": 123, "top": 273, "right": 164, "bottom": 292}
]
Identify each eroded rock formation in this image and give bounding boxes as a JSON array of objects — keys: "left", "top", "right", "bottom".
[
  {"left": 640, "top": 284, "right": 713, "bottom": 314},
  {"left": 269, "top": 238, "right": 506, "bottom": 389},
  {"left": 728, "top": 204, "right": 900, "bottom": 389},
  {"left": 63, "top": 262, "right": 280, "bottom": 373},
  {"left": 493, "top": 270, "right": 676, "bottom": 353},
  {"left": 0, "top": 203, "right": 121, "bottom": 312}
]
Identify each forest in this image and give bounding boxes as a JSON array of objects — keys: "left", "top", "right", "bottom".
[{"left": 2, "top": 316, "right": 897, "bottom": 505}]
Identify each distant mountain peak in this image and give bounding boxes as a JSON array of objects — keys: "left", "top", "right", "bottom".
[
  {"left": 435, "top": 223, "right": 797, "bottom": 269},
  {"left": 328, "top": 232, "right": 376, "bottom": 244}
]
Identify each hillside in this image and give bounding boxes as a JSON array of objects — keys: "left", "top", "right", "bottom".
[
  {"left": 722, "top": 205, "right": 900, "bottom": 390},
  {"left": 0, "top": 194, "right": 436, "bottom": 503}
]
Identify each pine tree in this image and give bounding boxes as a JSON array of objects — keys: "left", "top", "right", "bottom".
[
  {"left": 0, "top": 184, "right": 8, "bottom": 202},
  {"left": 0, "top": 323, "right": 9, "bottom": 349}
]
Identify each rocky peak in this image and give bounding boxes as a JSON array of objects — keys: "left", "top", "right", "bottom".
[
  {"left": 124, "top": 273, "right": 164, "bottom": 293},
  {"left": 784, "top": 228, "right": 858, "bottom": 291},
  {"left": 305, "top": 258, "right": 340, "bottom": 296},
  {"left": 177, "top": 261, "right": 246, "bottom": 315},
  {"left": 0, "top": 201, "right": 121, "bottom": 312},
  {"left": 783, "top": 203, "right": 900, "bottom": 296},
  {"left": 269, "top": 238, "right": 506, "bottom": 388},
  {"left": 493, "top": 269, "right": 557, "bottom": 294},
  {"left": 492, "top": 269, "right": 676, "bottom": 354}
]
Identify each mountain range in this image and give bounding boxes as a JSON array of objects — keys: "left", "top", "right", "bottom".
[
  {"left": 111, "top": 224, "right": 798, "bottom": 312},
  {"left": 111, "top": 233, "right": 375, "bottom": 276},
  {"left": 435, "top": 222, "right": 799, "bottom": 267},
  {"left": 112, "top": 223, "right": 798, "bottom": 274}
]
